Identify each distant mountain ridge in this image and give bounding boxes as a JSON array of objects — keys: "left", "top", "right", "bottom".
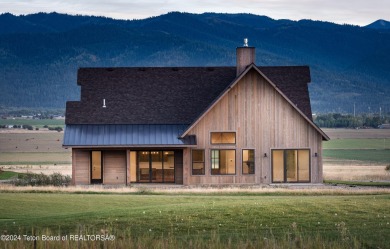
[
  {"left": 366, "top": 19, "right": 390, "bottom": 30},
  {"left": 0, "top": 12, "right": 389, "bottom": 114}
]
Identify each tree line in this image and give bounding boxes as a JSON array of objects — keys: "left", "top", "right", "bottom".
[{"left": 314, "top": 113, "right": 390, "bottom": 128}]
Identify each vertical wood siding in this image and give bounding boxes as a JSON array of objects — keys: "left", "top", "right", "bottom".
[
  {"left": 73, "top": 149, "right": 90, "bottom": 185},
  {"left": 103, "top": 150, "right": 126, "bottom": 185},
  {"left": 185, "top": 70, "right": 323, "bottom": 185}
]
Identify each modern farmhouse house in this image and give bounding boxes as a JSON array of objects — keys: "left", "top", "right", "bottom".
[{"left": 63, "top": 44, "right": 329, "bottom": 185}]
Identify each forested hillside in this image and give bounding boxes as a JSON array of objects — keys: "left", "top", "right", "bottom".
[{"left": 1, "top": 12, "right": 389, "bottom": 114}]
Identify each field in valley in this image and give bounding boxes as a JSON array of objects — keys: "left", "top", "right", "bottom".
[
  {"left": 0, "top": 129, "right": 71, "bottom": 175},
  {"left": 322, "top": 128, "right": 390, "bottom": 181}
]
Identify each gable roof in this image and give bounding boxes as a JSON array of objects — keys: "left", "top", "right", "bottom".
[
  {"left": 180, "top": 64, "right": 329, "bottom": 141},
  {"left": 65, "top": 66, "right": 313, "bottom": 125}
]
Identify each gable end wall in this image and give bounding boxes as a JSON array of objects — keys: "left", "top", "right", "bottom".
[{"left": 183, "top": 70, "right": 323, "bottom": 185}]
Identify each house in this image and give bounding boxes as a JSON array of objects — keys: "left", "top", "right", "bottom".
[{"left": 63, "top": 44, "right": 329, "bottom": 185}]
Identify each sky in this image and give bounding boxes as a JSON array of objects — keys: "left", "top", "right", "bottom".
[{"left": 1, "top": 0, "right": 389, "bottom": 26}]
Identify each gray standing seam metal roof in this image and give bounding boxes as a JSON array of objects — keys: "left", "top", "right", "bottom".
[{"left": 63, "top": 124, "right": 195, "bottom": 147}]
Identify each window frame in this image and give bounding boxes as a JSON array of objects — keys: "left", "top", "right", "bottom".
[
  {"left": 210, "top": 149, "right": 236, "bottom": 175},
  {"left": 191, "top": 149, "right": 205, "bottom": 175},
  {"left": 242, "top": 149, "right": 255, "bottom": 175},
  {"left": 210, "top": 132, "right": 236, "bottom": 145}
]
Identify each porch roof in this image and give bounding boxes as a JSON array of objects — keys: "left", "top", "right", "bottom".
[{"left": 63, "top": 124, "right": 196, "bottom": 147}]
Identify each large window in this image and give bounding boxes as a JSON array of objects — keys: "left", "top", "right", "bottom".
[
  {"left": 135, "top": 151, "right": 175, "bottom": 183},
  {"left": 211, "top": 149, "right": 236, "bottom": 175},
  {"left": 192, "top": 150, "right": 205, "bottom": 175},
  {"left": 272, "top": 149, "right": 310, "bottom": 183},
  {"left": 242, "top": 149, "right": 255, "bottom": 174},
  {"left": 210, "top": 132, "right": 236, "bottom": 144}
]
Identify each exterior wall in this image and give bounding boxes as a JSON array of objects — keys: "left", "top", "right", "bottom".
[
  {"left": 185, "top": 70, "right": 323, "bottom": 185},
  {"left": 103, "top": 150, "right": 127, "bottom": 185},
  {"left": 72, "top": 149, "right": 90, "bottom": 185},
  {"left": 72, "top": 149, "right": 126, "bottom": 185}
]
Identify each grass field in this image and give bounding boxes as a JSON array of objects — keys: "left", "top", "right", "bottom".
[
  {"left": 0, "top": 170, "right": 18, "bottom": 180},
  {"left": 322, "top": 129, "right": 390, "bottom": 164},
  {"left": 0, "top": 192, "right": 389, "bottom": 248},
  {"left": 0, "top": 118, "right": 65, "bottom": 128},
  {"left": 0, "top": 132, "right": 71, "bottom": 166}
]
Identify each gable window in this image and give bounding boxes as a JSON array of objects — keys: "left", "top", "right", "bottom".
[
  {"left": 242, "top": 149, "right": 255, "bottom": 174},
  {"left": 211, "top": 149, "right": 236, "bottom": 175},
  {"left": 192, "top": 149, "right": 205, "bottom": 175},
  {"left": 210, "top": 132, "right": 236, "bottom": 144}
]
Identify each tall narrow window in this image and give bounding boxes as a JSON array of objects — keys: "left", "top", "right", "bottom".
[
  {"left": 242, "top": 149, "right": 255, "bottom": 174},
  {"left": 91, "top": 151, "right": 102, "bottom": 184},
  {"left": 192, "top": 150, "right": 205, "bottom": 175},
  {"left": 211, "top": 150, "right": 219, "bottom": 169},
  {"left": 211, "top": 149, "right": 236, "bottom": 175},
  {"left": 210, "top": 132, "right": 236, "bottom": 144}
]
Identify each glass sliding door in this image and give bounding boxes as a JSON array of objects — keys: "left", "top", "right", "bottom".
[
  {"left": 286, "top": 150, "right": 298, "bottom": 182},
  {"left": 272, "top": 149, "right": 310, "bottom": 183},
  {"left": 138, "top": 151, "right": 150, "bottom": 182},
  {"left": 151, "top": 151, "right": 163, "bottom": 183},
  {"left": 136, "top": 150, "right": 175, "bottom": 183},
  {"left": 272, "top": 150, "right": 284, "bottom": 182},
  {"left": 164, "top": 151, "right": 175, "bottom": 183},
  {"left": 298, "top": 150, "right": 310, "bottom": 181}
]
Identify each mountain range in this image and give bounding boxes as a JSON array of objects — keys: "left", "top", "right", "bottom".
[{"left": 0, "top": 12, "right": 389, "bottom": 114}]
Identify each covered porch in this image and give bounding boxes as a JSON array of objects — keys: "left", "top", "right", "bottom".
[{"left": 63, "top": 124, "right": 196, "bottom": 185}]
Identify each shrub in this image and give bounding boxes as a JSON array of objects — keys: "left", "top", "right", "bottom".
[
  {"left": 47, "top": 126, "right": 63, "bottom": 132},
  {"left": 22, "top": 124, "right": 33, "bottom": 130},
  {"left": 386, "top": 165, "right": 390, "bottom": 172},
  {"left": 35, "top": 127, "right": 39, "bottom": 130},
  {"left": 12, "top": 172, "right": 71, "bottom": 186},
  {"left": 43, "top": 125, "right": 49, "bottom": 128}
]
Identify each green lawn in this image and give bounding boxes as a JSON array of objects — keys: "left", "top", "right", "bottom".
[
  {"left": 0, "top": 193, "right": 389, "bottom": 248},
  {"left": 323, "top": 138, "right": 390, "bottom": 149},
  {"left": 323, "top": 138, "right": 390, "bottom": 163},
  {"left": 323, "top": 149, "right": 390, "bottom": 162},
  {"left": 0, "top": 170, "right": 18, "bottom": 180}
]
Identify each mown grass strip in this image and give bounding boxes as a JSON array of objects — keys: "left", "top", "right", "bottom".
[
  {"left": 323, "top": 149, "right": 390, "bottom": 162},
  {"left": 0, "top": 170, "right": 18, "bottom": 180},
  {"left": 325, "top": 180, "right": 390, "bottom": 187}
]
